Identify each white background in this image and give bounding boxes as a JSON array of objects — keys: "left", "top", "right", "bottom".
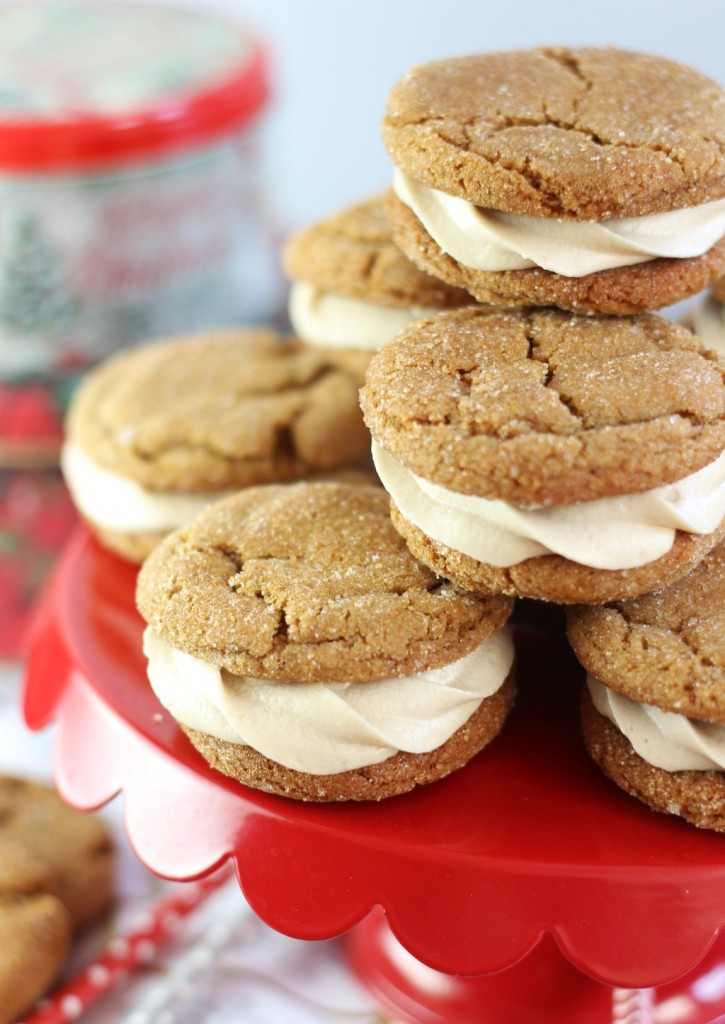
[{"left": 192, "top": 0, "right": 725, "bottom": 231}]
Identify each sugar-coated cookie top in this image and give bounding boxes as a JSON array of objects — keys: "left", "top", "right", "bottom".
[
  {"left": 567, "top": 541, "right": 725, "bottom": 724},
  {"left": 361, "top": 307, "right": 725, "bottom": 506},
  {"left": 283, "top": 194, "right": 472, "bottom": 308},
  {"left": 137, "top": 482, "right": 512, "bottom": 682},
  {"left": 382, "top": 47, "right": 725, "bottom": 219},
  {"left": 67, "top": 329, "right": 372, "bottom": 492}
]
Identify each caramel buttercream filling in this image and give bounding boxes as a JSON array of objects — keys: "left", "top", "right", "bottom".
[
  {"left": 143, "top": 625, "right": 514, "bottom": 775},
  {"left": 587, "top": 676, "right": 725, "bottom": 772},
  {"left": 61, "top": 442, "right": 236, "bottom": 533},
  {"left": 289, "top": 281, "right": 444, "bottom": 352},
  {"left": 372, "top": 442, "right": 725, "bottom": 571},
  {"left": 394, "top": 169, "right": 725, "bottom": 278}
]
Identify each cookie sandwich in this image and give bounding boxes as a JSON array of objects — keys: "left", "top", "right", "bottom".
[
  {"left": 283, "top": 194, "right": 472, "bottom": 351},
  {"left": 137, "top": 482, "right": 515, "bottom": 802},
  {"left": 567, "top": 542, "right": 725, "bottom": 831},
  {"left": 362, "top": 307, "right": 725, "bottom": 605},
  {"left": 382, "top": 47, "right": 725, "bottom": 315},
  {"left": 693, "top": 275, "right": 725, "bottom": 355},
  {"left": 62, "top": 328, "right": 372, "bottom": 562}
]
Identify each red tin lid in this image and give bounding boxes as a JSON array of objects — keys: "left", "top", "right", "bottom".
[{"left": 0, "top": 3, "right": 269, "bottom": 172}]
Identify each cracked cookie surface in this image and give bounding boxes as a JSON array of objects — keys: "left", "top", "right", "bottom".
[
  {"left": 567, "top": 541, "right": 725, "bottom": 723},
  {"left": 67, "top": 328, "right": 372, "bottom": 492},
  {"left": 361, "top": 307, "right": 725, "bottom": 506},
  {"left": 283, "top": 194, "right": 473, "bottom": 308},
  {"left": 137, "top": 482, "right": 513, "bottom": 682},
  {"left": 382, "top": 47, "right": 725, "bottom": 220}
]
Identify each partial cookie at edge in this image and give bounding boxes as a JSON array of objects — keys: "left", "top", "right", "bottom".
[
  {"left": 566, "top": 541, "right": 725, "bottom": 721},
  {"left": 581, "top": 688, "right": 725, "bottom": 832},
  {"left": 0, "top": 776, "right": 114, "bottom": 932},
  {"left": 0, "top": 895, "right": 71, "bottom": 1024}
]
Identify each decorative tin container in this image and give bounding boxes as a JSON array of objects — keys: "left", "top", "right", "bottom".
[
  {"left": 0, "top": 1, "right": 275, "bottom": 375},
  {"left": 0, "top": 2, "right": 276, "bottom": 656}
]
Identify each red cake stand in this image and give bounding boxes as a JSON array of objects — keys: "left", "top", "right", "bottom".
[{"left": 24, "top": 530, "right": 725, "bottom": 1024}]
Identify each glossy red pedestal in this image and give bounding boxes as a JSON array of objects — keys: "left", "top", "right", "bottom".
[{"left": 24, "top": 531, "right": 725, "bottom": 1024}]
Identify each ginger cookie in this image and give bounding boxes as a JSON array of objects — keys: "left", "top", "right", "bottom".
[
  {"left": 382, "top": 47, "right": 725, "bottom": 315},
  {"left": 361, "top": 307, "right": 725, "bottom": 604},
  {"left": 62, "top": 328, "right": 373, "bottom": 562},
  {"left": 568, "top": 544, "right": 725, "bottom": 830},
  {"left": 283, "top": 194, "right": 472, "bottom": 351},
  {"left": 0, "top": 838, "right": 71, "bottom": 1024},
  {"left": 0, "top": 893, "right": 70, "bottom": 1024},
  {"left": 0, "top": 777, "right": 114, "bottom": 1021},
  {"left": 137, "top": 482, "right": 515, "bottom": 801},
  {"left": 0, "top": 776, "right": 114, "bottom": 932}
]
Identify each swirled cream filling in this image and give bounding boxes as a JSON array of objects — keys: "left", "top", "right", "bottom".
[
  {"left": 693, "top": 297, "right": 725, "bottom": 356},
  {"left": 393, "top": 169, "right": 725, "bottom": 278},
  {"left": 289, "top": 281, "right": 445, "bottom": 352},
  {"left": 587, "top": 676, "right": 725, "bottom": 772},
  {"left": 143, "top": 625, "right": 514, "bottom": 775},
  {"left": 372, "top": 442, "right": 725, "bottom": 571},
  {"left": 61, "top": 442, "right": 236, "bottom": 533}
]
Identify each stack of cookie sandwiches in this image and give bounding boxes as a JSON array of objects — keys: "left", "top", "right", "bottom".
[
  {"left": 360, "top": 46, "right": 725, "bottom": 827},
  {"left": 63, "top": 313, "right": 520, "bottom": 805},
  {"left": 64, "top": 44, "right": 725, "bottom": 817}
]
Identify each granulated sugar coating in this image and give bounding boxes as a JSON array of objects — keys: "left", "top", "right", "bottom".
[
  {"left": 136, "top": 482, "right": 512, "bottom": 682},
  {"left": 362, "top": 307, "right": 725, "bottom": 603},
  {"left": 382, "top": 47, "right": 725, "bottom": 220},
  {"left": 64, "top": 328, "right": 374, "bottom": 561},
  {"left": 381, "top": 47, "right": 725, "bottom": 313},
  {"left": 283, "top": 193, "right": 472, "bottom": 308},
  {"left": 568, "top": 542, "right": 725, "bottom": 724},
  {"left": 569, "top": 541, "right": 725, "bottom": 830},
  {"left": 361, "top": 307, "right": 725, "bottom": 506}
]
